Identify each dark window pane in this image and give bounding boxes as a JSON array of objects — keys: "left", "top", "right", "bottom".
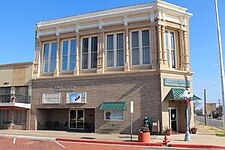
[
  {"left": 117, "top": 49, "right": 124, "bottom": 66},
  {"left": 82, "top": 54, "right": 88, "bottom": 69},
  {"left": 91, "top": 53, "right": 97, "bottom": 68},
  {"left": 132, "top": 31, "right": 139, "bottom": 48},
  {"left": 171, "top": 50, "right": 176, "bottom": 68},
  {"left": 143, "top": 47, "right": 150, "bottom": 64},
  {"left": 107, "top": 35, "right": 113, "bottom": 50},
  {"left": 107, "top": 51, "right": 114, "bottom": 67},
  {"left": 82, "top": 38, "right": 88, "bottom": 53},
  {"left": 117, "top": 33, "right": 124, "bottom": 49},
  {"left": 91, "top": 37, "right": 98, "bottom": 52},
  {"left": 142, "top": 30, "right": 150, "bottom": 47},
  {"left": 132, "top": 48, "right": 139, "bottom": 65}
]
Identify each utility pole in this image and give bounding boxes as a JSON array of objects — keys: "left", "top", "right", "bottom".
[
  {"left": 214, "top": 0, "right": 225, "bottom": 134},
  {"left": 204, "top": 89, "right": 207, "bottom": 126}
]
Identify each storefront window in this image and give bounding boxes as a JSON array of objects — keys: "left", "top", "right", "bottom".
[{"left": 104, "top": 111, "right": 124, "bottom": 121}]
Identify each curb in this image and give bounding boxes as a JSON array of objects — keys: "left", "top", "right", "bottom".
[
  {"left": 170, "top": 143, "right": 225, "bottom": 149},
  {"left": 56, "top": 138, "right": 225, "bottom": 149},
  {"left": 56, "top": 138, "right": 163, "bottom": 147}
]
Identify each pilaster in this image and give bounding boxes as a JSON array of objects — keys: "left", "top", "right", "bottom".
[
  {"left": 157, "top": 25, "right": 164, "bottom": 68},
  {"left": 151, "top": 27, "right": 158, "bottom": 69},
  {"left": 97, "top": 29, "right": 105, "bottom": 73},
  {"left": 74, "top": 34, "right": 80, "bottom": 75},
  {"left": 183, "top": 31, "right": 190, "bottom": 71},
  {"left": 124, "top": 27, "right": 130, "bottom": 71},
  {"left": 161, "top": 25, "right": 168, "bottom": 66},
  {"left": 54, "top": 36, "right": 60, "bottom": 76},
  {"left": 179, "top": 30, "right": 184, "bottom": 70}
]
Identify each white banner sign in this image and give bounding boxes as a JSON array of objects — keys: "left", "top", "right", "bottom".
[{"left": 42, "top": 93, "right": 61, "bottom": 104}]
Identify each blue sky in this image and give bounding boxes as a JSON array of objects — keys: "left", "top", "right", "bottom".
[{"left": 0, "top": 0, "right": 224, "bottom": 106}]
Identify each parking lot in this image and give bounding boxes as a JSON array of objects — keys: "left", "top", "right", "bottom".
[{"left": 0, "top": 137, "right": 150, "bottom": 150}]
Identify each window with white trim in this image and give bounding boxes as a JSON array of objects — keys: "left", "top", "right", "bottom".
[
  {"left": 106, "top": 33, "right": 124, "bottom": 67},
  {"left": 165, "top": 31, "right": 176, "bottom": 68},
  {"left": 81, "top": 36, "right": 98, "bottom": 69},
  {"left": 43, "top": 42, "right": 57, "bottom": 73},
  {"left": 61, "top": 39, "right": 76, "bottom": 71},
  {"left": 131, "top": 29, "right": 150, "bottom": 65},
  {"left": 104, "top": 111, "right": 124, "bottom": 121}
]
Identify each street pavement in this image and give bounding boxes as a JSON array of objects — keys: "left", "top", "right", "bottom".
[
  {"left": 0, "top": 121, "right": 224, "bottom": 149},
  {"left": 196, "top": 115, "right": 223, "bottom": 129}
]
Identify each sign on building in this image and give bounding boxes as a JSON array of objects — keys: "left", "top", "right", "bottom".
[
  {"left": 66, "top": 93, "right": 87, "bottom": 104},
  {"left": 164, "top": 78, "right": 190, "bottom": 88},
  {"left": 42, "top": 93, "right": 61, "bottom": 104}
]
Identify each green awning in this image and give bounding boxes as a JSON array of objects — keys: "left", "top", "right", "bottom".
[
  {"left": 100, "top": 102, "right": 126, "bottom": 110},
  {"left": 164, "top": 88, "right": 201, "bottom": 100}
]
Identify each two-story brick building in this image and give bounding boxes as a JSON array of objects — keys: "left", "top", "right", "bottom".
[
  {"left": 0, "top": 62, "right": 32, "bottom": 130},
  {"left": 31, "top": 0, "right": 200, "bottom": 133}
]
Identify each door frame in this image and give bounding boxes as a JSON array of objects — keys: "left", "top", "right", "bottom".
[
  {"left": 168, "top": 107, "right": 178, "bottom": 131},
  {"left": 68, "top": 109, "right": 85, "bottom": 130}
]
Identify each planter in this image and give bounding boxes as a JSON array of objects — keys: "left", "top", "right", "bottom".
[
  {"left": 138, "top": 131, "right": 150, "bottom": 143},
  {"left": 165, "top": 130, "right": 172, "bottom": 136},
  {"left": 190, "top": 127, "right": 197, "bottom": 134}
]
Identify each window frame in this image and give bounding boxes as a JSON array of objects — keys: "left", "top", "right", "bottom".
[
  {"left": 165, "top": 30, "right": 177, "bottom": 69},
  {"left": 130, "top": 29, "right": 151, "bottom": 66},
  {"left": 42, "top": 41, "right": 57, "bottom": 73},
  {"left": 60, "top": 38, "right": 77, "bottom": 72},
  {"left": 105, "top": 32, "right": 125, "bottom": 68},
  {"left": 104, "top": 110, "right": 124, "bottom": 121},
  {"left": 80, "top": 36, "right": 98, "bottom": 70}
]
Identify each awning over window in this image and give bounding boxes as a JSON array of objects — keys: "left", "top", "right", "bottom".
[
  {"left": 100, "top": 102, "right": 126, "bottom": 111},
  {"left": 164, "top": 88, "right": 201, "bottom": 100}
]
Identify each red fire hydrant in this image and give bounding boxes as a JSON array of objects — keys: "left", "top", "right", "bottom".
[{"left": 163, "top": 135, "right": 170, "bottom": 146}]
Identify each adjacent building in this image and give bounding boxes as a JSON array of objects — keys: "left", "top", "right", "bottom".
[
  {"left": 23, "top": 0, "right": 200, "bottom": 133},
  {"left": 0, "top": 62, "right": 32, "bottom": 130}
]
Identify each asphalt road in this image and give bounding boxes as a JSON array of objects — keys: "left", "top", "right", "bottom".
[{"left": 195, "top": 115, "right": 223, "bottom": 129}]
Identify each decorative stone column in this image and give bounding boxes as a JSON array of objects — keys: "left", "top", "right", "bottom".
[
  {"left": 151, "top": 27, "right": 158, "bottom": 69},
  {"left": 183, "top": 31, "right": 190, "bottom": 71},
  {"left": 161, "top": 25, "right": 167, "bottom": 66},
  {"left": 54, "top": 36, "right": 60, "bottom": 76},
  {"left": 157, "top": 25, "right": 163, "bottom": 67},
  {"left": 124, "top": 27, "right": 130, "bottom": 71},
  {"left": 74, "top": 33, "right": 80, "bottom": 75},
  {"left": 179, "top": 30, "right": 184, "bottom": 70},
  {"left": 97, "top": 29, "right": 105, "bottom": 73}
]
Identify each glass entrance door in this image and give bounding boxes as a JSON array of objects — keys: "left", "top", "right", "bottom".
[
  {"left": 170, "top": 108, "right": 177, "bottom": 131},
  {"left": 69, "top": 109, "right": 84, "bottom": 129}
]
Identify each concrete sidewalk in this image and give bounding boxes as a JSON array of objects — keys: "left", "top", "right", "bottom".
[{"left": 0, "top": 121, "right": 224, "bottom": 149}]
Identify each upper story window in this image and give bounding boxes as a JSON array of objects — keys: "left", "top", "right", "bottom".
[
  {"left": 61, "top": 39, "right": 76, "bottom": 71},
  {"left": 165, "top": 31, "right": 176, "bottom": 69},
  {"left": 81, "top": 36, "right": 98, "bottom": 69},
  {"left": 131, "top": 29, "right": 151, "bottom": 66},
  {"left": 106, "top": 33, "right": 124, "bottom": 67},
  {"left": 43, "top": 42, "right": 57, "bottom": 73}
]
